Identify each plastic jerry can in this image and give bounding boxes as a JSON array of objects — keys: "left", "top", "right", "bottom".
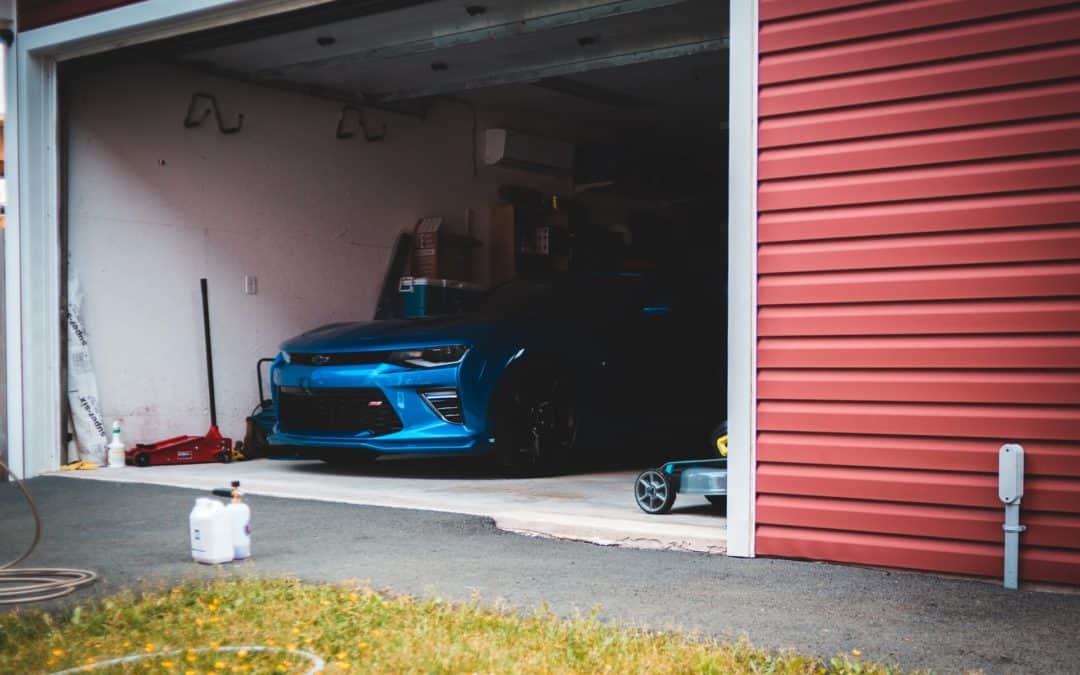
[
  {"left": 190, "top": 497, "right": 233, "bottom": 564},
  {"left": 225, "top": 481, "right": 251, "bottom": 560}
]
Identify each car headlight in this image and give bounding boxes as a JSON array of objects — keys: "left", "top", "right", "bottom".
[{"left": 390, "top": 345, "right": 469, "bottom": 368}]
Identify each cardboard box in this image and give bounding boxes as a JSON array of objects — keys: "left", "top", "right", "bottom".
[{"left": 411, "top": 217, "right": 477, "bottom": 281}]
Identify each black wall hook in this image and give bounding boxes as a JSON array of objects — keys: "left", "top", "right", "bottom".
[
  {"left": 336, "top": 105, "right": 387, "bottom": 141},
  {"left": 184, "top": 93, "right": 244, "bottom": 134}
]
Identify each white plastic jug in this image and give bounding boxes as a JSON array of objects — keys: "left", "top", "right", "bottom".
[
  {"left": 190, "top": 497, "right": 233, "bottom": 564},
  {"left": 107, "top": 420, "right": 126, "bottom": 468}
]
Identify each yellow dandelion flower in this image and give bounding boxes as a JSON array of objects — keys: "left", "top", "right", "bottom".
[
  {"left": 161, "top": 660, "right": 175, "bottom": 668},
  {"left": 214, "top": 661, "right": 227, "bottom": 670},
  {"left": 195, "top": 618, "right": 204, "bottom": 626},
  {"left": 852, "top": 649, "right": 862, "bottom": 656},
  {"left": 291, "top": 627, "right": 301, "bottom": 635},
  {"left": 348, "top": 593, "right": 359, "bottom": 601},
  {"left": 144, "top": 643, "right": 155, "bottom": 653},
  {"left": 187, "top": 653, "right": 197, "bottom": 662},
  {"left": 358, "top": 642, "right": 369, "bottom": 650},
  {"left": 52, "top": 649, "right": 64, "bottom": 656},
  {"left": 335, "top": 652, "right": 347, "bottom": 660},
  {"left": 86, "top": 657, "right": 97, "bottom": 664},
  {"left": 336, "top": 661, "right": 350, "bottom": 671},
  {"left": 304, "top": 637, "right": 313, "bottom": 644},
  {"left": 287, "top": 643, "right": 298, "bottom": 652},
  {"left": 186, "top": 671, "right": 197, "bottom": 675},
  {"left": 237, "top": 650, "right": 248, "bottom": 659},
  {"left": 276, "top": 665, "right": 287, "bottom": 673},
  {"left": 123, "top": 641, "right": 131, "bottom": 648}
]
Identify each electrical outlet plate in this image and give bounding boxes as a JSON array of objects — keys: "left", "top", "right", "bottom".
[{"left": 244, "top": 275, "right": 258, "bottom": 295}]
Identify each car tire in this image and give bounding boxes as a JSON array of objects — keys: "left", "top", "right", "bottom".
[
  {"left": 635, "top": 468, "right": 676, "bottom": 514},
  {"left": 492, "top": 361, "right": 579, "bottom": 477}
]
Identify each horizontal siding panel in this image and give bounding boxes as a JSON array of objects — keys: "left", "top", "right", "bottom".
[
  {"left": 757, "top": 401, "right": 1080, "bottom": 444},
  {"left": 760, "top": 43, "right": 1080, "bottom": 116},
  {"left": 760, "top": 5, "right": 1080, "bottom": 84},
  {"left": 758, "top": 155, "right": 1080, "bottom": 212},
  {"left": 758, "top": 190, "right": 1080, "bottom": 242},
  {"left": 758, "top": 262, "right": 1080, "bottom": 305},
  {"left": 757, "top": 432, "right": 1080, "bottom": 477},
  {"left": 759, "top": 299, "right": 1080, "bottom": 336},
  {"left": 759, "top": 117, "right": 1080, "bottom": 179},
  {"left": 760, "top": 80, "right": 1080, "bottom": 148},
  {"left": 760, "top": 0, "right": 879, "bottom": 22},
  {"left": 757, "top": 464, "right": 992, "bottom": 508},
  {"left": 758, "top": 335, "right": 1080, "bottom": 369},
  {"left": 759, "top": 496, "right": 1080, "bottom": 549},
  {"left": 757, "top": 370, "right": 1080, "bottom": 405},
  {"left": 758, "top": 226, "right": 1080, "bottom": 273},
  {"left": 757, "top": 463, "right": 1080, "bottom": 511},
  {"left": 756, "top": 525, "right": 1080, "bottom": 584},
  {"left": 757, "top": 494, "right": 1004, "bottom": 543},
  {"left": 759, "top": 0, "right": 1068, "bottom": 53},
  {"left": 1024, "top": 547, "right": 1080, "bottom": 585},
  {"left": 759, "top": 335, "right": 1080, "bottom": 372},
  {"left": 756, "top": 525, "right": 1004, "bottom": 577}
]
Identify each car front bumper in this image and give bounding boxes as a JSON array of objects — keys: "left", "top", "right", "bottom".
[{"left": 267, "top": 359, "right": 491, "bottom": 456}]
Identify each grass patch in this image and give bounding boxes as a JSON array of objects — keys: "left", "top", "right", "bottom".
[{"left": 0, "top": 577, "right": 901, "bottom": 674}]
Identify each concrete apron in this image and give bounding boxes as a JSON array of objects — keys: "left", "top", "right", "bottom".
[{"left": 51, "top": 458, "right": 727, "bottom": 554}]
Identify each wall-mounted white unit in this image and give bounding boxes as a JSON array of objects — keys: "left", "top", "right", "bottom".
[{"left": 483, "top": 128, "right": 574, "bottom": 176}]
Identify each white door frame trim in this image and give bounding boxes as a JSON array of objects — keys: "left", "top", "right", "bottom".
[
  {"left": 725, "top": 0, "right": 758, "bottom": 558},
  {"left": 5, "top": 0, "right": 333, "bottom": 478}
]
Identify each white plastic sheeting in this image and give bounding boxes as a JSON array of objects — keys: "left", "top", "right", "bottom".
[{"left": 66, "top": 260, "right": 107, "bottom": 464}]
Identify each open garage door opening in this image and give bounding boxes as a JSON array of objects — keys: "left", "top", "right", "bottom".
[{"left": 57, "top": 0, "right": 732, "bottom": 541}]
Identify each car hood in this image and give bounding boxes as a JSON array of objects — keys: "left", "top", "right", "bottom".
[{"left": 281, "top": 317, "right": 492, "bottom": 353}]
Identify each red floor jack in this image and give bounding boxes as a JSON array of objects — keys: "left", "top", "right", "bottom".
[{"left": 127, "top": 279, "right": 234, "bottom": 467}]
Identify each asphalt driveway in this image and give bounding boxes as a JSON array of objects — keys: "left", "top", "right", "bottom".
[{"left": 3, "top": 477, "right": 1079, "bottom": 674}]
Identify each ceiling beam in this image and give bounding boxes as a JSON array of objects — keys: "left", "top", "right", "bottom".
[
  {"left": 253, "top": 0, "right": 696, "bottom": 81},
  {"left": 374, "top": 36, "right": 728, "bottom": 103}
]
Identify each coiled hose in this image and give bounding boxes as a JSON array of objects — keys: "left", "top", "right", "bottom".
[{"left": 0, "top": 459, "right": 97, "bottom": 603}]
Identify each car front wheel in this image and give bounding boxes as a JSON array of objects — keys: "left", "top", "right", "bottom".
[{"left": 492, "top": 362, "right": 578, "bottom": 476}]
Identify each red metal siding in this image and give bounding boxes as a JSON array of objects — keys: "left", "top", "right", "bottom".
[
  {"left": 756, "top": 0, "right": 1080, "bottom": 585},
  {"left": 18, "top": 0, "right": 147, "bottom": 30}
]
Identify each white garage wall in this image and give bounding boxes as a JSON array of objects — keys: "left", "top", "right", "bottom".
[{"left": 66, "top": 61, "right": 567, "bottom": 446}]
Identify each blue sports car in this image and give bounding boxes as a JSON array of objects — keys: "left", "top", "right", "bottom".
[{"left": 268, "top": 274, "right": 724, "bottom": 473}]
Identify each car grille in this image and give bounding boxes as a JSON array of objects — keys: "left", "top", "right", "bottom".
[
  {"left": 421, "top": 388, "right": 464, "bottom": 424},
  {"left": 288, "top": 351, "right": 394, "bottom": 366},
  {"left": 278, "top": 387, "right": 403, "bottom": 436}
]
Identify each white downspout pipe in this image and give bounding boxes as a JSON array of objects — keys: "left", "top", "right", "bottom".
[{"left": 998, "top": 443, "right": 1026, "bottom": 590}]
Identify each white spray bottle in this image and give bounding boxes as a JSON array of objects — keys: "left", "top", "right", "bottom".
[
  {"left": 213, "top": 480, "right": 251, "bottom": 560},
  {"left": 107, "top": 420, "right": 126, "bottom": 468}
]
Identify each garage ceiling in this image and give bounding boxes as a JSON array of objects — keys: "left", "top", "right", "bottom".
[{"left": 172, "top": 0, "right": 728, "bottom": 126}]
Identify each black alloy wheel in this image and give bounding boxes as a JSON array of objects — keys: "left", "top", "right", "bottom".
[{"left": 494, "top": 363, "right": 579, "bottom": 476}]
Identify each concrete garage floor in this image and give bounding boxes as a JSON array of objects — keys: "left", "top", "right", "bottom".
[
  {"left": 4, "top": 478, "right": 1080, "bottom": 674},
  {"left": 52, "top": 456, "right": 728, "bottom": 553}
]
